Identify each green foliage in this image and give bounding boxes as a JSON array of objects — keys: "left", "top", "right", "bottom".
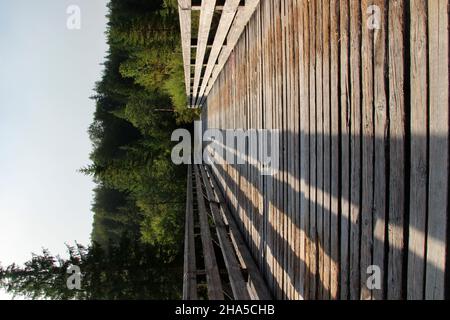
[
  {"left": 164, "top": 49, "right": 201, "bottom": 123},
  {"left": 86, "top": 0, "right": 193, "bottom": 260},
  {"left": 0, "top": 238, "right": 182, "bottom": 300},
  {"left": 85, "top": 0, "right": 196, "bottom": 269},
  {"left": 107, "top": 0, "right": 179, "bottom": 49},
  {"left": 120, "top": 49, "right": 170, "bottom": 89}
]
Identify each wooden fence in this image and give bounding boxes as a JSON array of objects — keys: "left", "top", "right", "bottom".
[
  {"left": 178, "top": 0, "right": 259, "bottom": 107},
  {"left": 201, "top": 0, "right": 449, "bottom": 300}
]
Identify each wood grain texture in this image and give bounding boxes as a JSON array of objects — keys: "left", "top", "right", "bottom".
[
  {"left": 408, "top": 0, "right": 427, "bottom": 300},
  {"left": 426, "top": 0, "right": 449, "bottom": 300},
  {"left": 372, "top": 0, "right": 388, "bottom": 301},
  {"left": 329, "top": 0, "right": 340, "bottom": 300},
  {"left": 298, "top": 0, "right": 310, "bottom": 300},
  {"left": 203, "top": 0, "right": 261, "bottom": 101},
  {"left": 199, "top": 165, "right": 251, "bottom": 300},
  {"left": 339, "top": 0, "right": 351, "bottom": 300},
  {"left": 360, "top": 0, "right": 374, "bottom": 301},
  {"left": 196, "top": 0, "right": 242, "bottom": 105},
  {"left": 178, "top": 0, "right": 192, "bottom": 101},
  {"left": 315, "top": 0, "right": 325, "bottom": 300},
  {"left": 192, "top": 0, "right": 216, "bottom": 106},
  {"left": 194, "top": 165, "right": 224, "bottom": 300},
  {"left": 308, "top": 0, "right": 318, "bottom": 299},
  {"left": 349, "top": 0, "right": 362, "bottom": 300},
  {"left": 387, "top": 0, "right": 406, "bottom": 300},
  {"left": 322, "top": 0, "right": 331, "bottom": 300},
  {"left": 183, "top": 165, "right": 198, "bottom": 300},
  {"left": 192, "top": 0, "right": 449, "bottom": 300}
]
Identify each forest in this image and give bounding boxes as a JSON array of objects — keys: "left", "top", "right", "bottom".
[{"left": 0, "top": 0, "right": 197, "bottom": 299}]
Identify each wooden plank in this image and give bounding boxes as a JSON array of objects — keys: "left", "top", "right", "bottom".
[
  {"left": 280, "top": 0, "right": 289, "bottom": 300},
  {"left": 287, "top": 1, "right": 300, "bottom": 300},
  {"left": 349, "top": 0, "right": 362, "bottom": 300},
  {"left": 372, "top": 0, "right": 388, "bottom": 301},
  {"left": 287, "top": 0, "right": 294, "bottom": 299},
  {"left": 387, "top": 0, "right": 406, "bottom": 300},
  {"left": 297, "top": 0, "right": 309, "bottom": 300},
  {"left": 267, "top": 0, "right": 275, "bottom": 296},
  {"left": 202, "top": 0, "right": 261, "bottom": 100},
  {"left": 178, "top": 0, "right": 192, "bottom": 100},
  {"left": 183, "top": 165, "right": 198, "bottom": 300},
  {"left": 256, "top": 5, "right": 264, "bottom": 272},
  {"left": 286, "top": 0, "right": 294, "bottom": 300},
  {"left": 308, "top": 0, "right": 317, "bottom": 299},
  {"left": 230, "top": 231, "right": 248, "bottom": 271},
  {"left": 196, "top": 0, "right": 241, "bottom": 104},
  {"left": 192, "top": 4, "right": 244, "bottom": 11},
  {"left": 260, "top": 0, "right": 268, "bottom": 288},
  {"left": 254, "top": 0, "right": 264, "bottom": 279},
  {"left": 426, "top": 0, "right": 449, "bottom": 300},
  {"left": 407, "top": 0, "right": 427, "bottom": 300},
  {"left": 242, "top": 30, "right": 248, "bottom": 250},
  {"left": 329, "top": 0, "right": 340, "bottom": 300},
  {"left": 274, "top": 0, "right": 283, "bottom": 299},
  {"left": 271, "top": 0, "right": 278, "bottom": 299},
  {"left": 288, "top": 0, "right": 297, "bottom": 299},
  {"left": 240, "top": 0, "right": 248, "bottom": 276},
  {"left": 315, "top": 0, "right": 325, "bottom": 300},
  {"left": 199, "top": 0, "right": 450, "bottom": 301},
  {"left": 199, "top": 165, "right": 251, "bottom": 300},
  {"left": 360, "top": 0, "right": 374, "bottom": 301},
  {"left": 339, "top": 0, "right": 351, "bottom": 300},
  {"left": 206, "top": 165, "right": 273, "bottom": 300},
  {"left": 322, "top": 0, "right": 331, "bottom": 300},
  {"left": 192, "top": 0, "right": 217, "bottom": 106},
  {"left": 193, "top": 165, "right": 224, "bottom": 300}
]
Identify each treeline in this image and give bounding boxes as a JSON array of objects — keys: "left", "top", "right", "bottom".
[
  {"left": 0, "top": 239, "right": 181, "bottom": 299},
  {"left": 0, "top": 0, "right": 196, "bottom": 299},
  {"left": 86, "top": 0, "right": 197, "bottom": 254}
]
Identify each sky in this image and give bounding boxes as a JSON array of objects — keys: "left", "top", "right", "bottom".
[{"left": 0, "top": 0, "right": 109, "bottom": 299}]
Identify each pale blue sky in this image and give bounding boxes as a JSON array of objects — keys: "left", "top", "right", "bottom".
[{"left": 0, "top": 0, "right": 109, "bottom": 299}]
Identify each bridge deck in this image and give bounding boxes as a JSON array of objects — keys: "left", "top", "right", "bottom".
[{"left": 199, "top": 0, "right": 449, "bottom": 300}]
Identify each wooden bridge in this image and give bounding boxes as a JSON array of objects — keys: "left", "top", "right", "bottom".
[{"left": 179, "top": 0, "right": 450, "bottom": 300}]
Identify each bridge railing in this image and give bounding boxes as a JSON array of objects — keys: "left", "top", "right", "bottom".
[
  {"left": 183, "top": 164, "right": 271, "bottom": 300},
  {"left": 178, "top": 0, "right": 260, "bottom": 108}
]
